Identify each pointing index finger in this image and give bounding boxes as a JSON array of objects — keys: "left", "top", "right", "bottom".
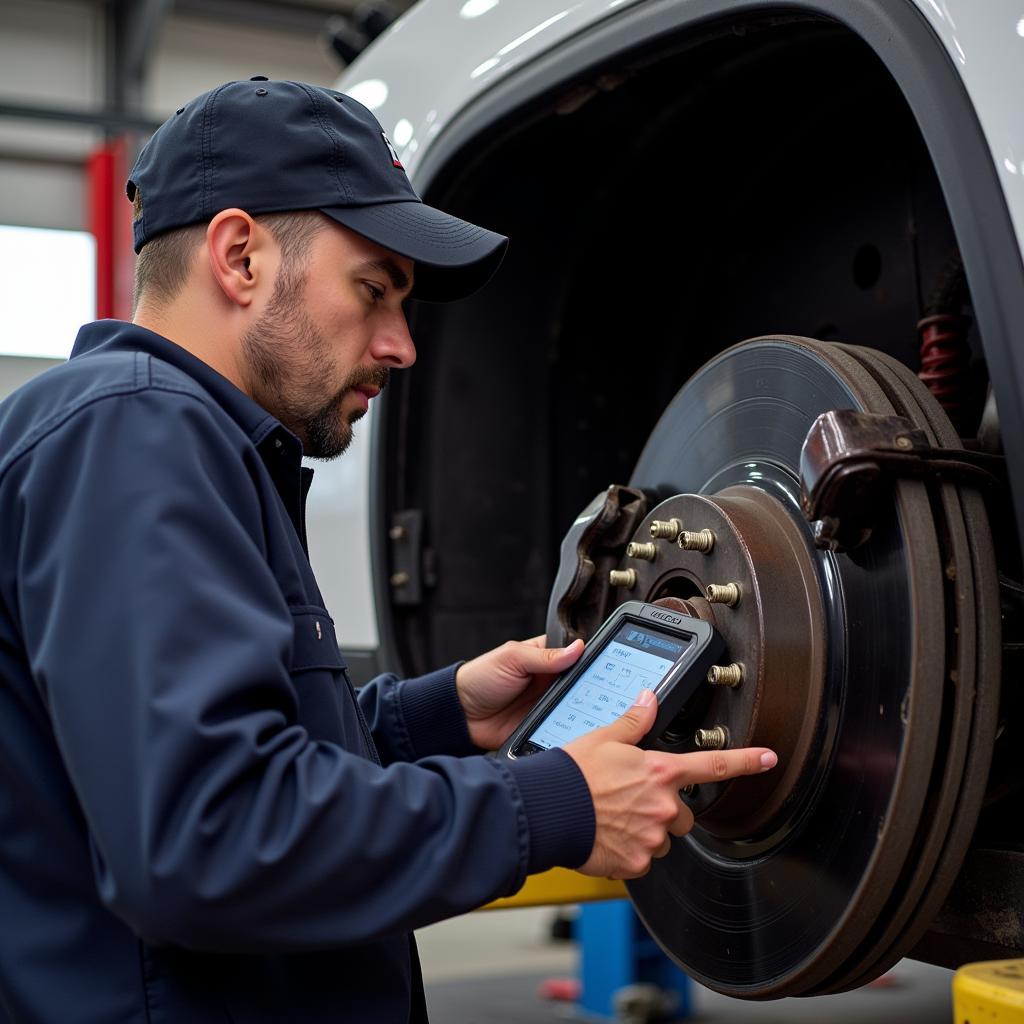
[{"left": 666, "top": 747, "right": 778, "bottom": 785}]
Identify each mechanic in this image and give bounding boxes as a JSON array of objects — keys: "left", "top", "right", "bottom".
[{"left": 0, "top": 79, "right": 778, "bottom": 1023}]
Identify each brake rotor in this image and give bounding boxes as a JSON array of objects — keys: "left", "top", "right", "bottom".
[
  {"left": 814, "top": 344, "right": 1000, "bottom": 993},
  {"left": 580, "top": 335, "right": 996, "bottom": 998},
  {"left": 620, "top": 486, "right": 828, "bottom": 842}
]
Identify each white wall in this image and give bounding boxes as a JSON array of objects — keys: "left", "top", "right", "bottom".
[
  {"left": 145, "top": 13, "right": 338, "bottom": 116},
  {"left": 0, "top": 355, "right": 62, "bottom": 403}
]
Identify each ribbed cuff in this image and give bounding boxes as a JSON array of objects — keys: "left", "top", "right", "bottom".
[
  {"left": 396, "top": 662, "right": 477, "bottom": 759},
  {"left": 506, "top": 748, "right": 596, "bottom": 874}
]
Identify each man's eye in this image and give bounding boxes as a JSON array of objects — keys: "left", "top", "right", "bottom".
[{"left": 365, "top": 283, "right": 385, "bottom": 303}]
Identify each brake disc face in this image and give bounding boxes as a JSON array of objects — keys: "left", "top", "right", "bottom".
[
  {"left": 623, "top": 487, "right": 827, "bottom": 842},
  {"left": 559, "top": 335, "right": 997, "bottom": 998}
]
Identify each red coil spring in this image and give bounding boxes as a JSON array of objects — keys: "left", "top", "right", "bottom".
[{"left": 917, "top": 312, "right": 971, "bottom": 424}]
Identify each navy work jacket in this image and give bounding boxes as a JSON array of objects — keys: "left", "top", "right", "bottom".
[{"left": 0, "top": 320, "right": 594, "bottom": 1023}]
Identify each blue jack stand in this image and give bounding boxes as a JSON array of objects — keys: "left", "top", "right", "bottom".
[{"left": 577, "top": 900, "right": 692, "bottom": 1021}]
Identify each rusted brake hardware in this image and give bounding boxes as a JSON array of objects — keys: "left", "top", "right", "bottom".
[
  {"left": 545, "top": 485, "right": 648, "bottom": 646},
  {"left": 800, "top": 409, "right": 1005, "bottom": 551}
]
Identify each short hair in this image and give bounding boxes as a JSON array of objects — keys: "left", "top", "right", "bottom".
[{"left": 131, "top": 194, "right": 324, "bottom": 309}]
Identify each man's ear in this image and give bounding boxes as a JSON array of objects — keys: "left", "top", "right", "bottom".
[{"left": 205, "top": 209, "right": 272, "bottom": 308}]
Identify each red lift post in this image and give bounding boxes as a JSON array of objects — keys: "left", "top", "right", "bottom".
[{"left": 87, "top": 136, "right": 135, "bottom": 322}]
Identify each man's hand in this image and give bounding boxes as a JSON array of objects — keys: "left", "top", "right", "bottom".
[
  {"left": 565, "top": 689, "right": 778, "bottom": 879},
  {"left": 455, "top": 636, "right": 584, "bottom": 750}
]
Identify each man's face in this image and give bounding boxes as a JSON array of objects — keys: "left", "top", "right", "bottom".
[{"left": 240, "top": 221, "right": 416, "bottom": 459}]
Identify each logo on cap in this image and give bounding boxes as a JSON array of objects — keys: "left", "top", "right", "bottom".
[{"left": 381, "top": 132, "right": 404, "bottom": 170}]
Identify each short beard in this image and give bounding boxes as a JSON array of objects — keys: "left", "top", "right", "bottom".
[{"left": 240, "top": 266, "right": 388, "bottom": 460}]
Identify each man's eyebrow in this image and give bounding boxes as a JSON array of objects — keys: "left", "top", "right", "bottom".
[{"left": 356, "top": 258, "right": 413, "bottom": 294}]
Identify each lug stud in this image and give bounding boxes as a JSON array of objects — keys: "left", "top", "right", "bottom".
[
  {"left": 706, "top": 582, "right": 741, "bottom": 607},
  {"left": 650, "top": 518, "right": 683, "bottom": 541},
  {"left": 390, "top": 571, "right": 410, "bottom": 588},
  {"left": 707, "top": 663, "right": 743, "bottom": 687},
  {"left": 695, "top": 726, "right": 729, "bottom": 750},
  {"left": 626, "top": 541, "right": 657, "bottom": 561},
  {"left": 678, "top": 528, "right": 715, "bottom": 553},
  {"left": 609, "top": 569, "right": 637, "bottom": 588}
]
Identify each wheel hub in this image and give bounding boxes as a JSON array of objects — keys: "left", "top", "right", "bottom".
[{"left": 620, "top": 487, "right": 826, "bottom": 842}]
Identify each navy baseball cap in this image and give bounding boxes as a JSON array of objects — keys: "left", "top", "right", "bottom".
[{"left": 126, "top": 78, "right": 508, "bottom": 302}]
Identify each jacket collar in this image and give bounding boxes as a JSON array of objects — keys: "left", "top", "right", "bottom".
[
  {"left": 72, "top": 320, "right": 313, "bottom": 550},
  {"left": 72, "top": 320, "right": 287, "bottom": 444}
]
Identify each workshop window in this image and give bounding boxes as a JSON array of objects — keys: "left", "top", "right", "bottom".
[{"left": 0, "top": 224, "right": 96, "bottom": 360}]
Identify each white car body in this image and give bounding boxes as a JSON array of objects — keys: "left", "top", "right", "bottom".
[{"left": 311, "top": 0, "right": 1024, "bottom": 663}]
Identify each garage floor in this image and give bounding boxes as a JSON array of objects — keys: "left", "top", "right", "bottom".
[{"left": 417, "top": 907, "right": 955, "bottom": 1023}]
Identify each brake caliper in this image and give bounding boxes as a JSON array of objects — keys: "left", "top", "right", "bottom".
[{"left": 545, "top": 485, "right": 648, "bottom": 646}]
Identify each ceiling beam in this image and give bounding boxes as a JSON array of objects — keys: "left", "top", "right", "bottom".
[
  {"left": 121, "top": 0, "right": 176, "bottom": 99},
  {"left": 174, "top": 0, "right": 344, "bottom": 36},
  {"left": 0, "top": 100, "right": 161, "bottom": 134},
  {"left": 107, "top": 0, "right": 174, "bottom": 114}
]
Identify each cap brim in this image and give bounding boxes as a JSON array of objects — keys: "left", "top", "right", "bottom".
[{"left": 321, "top": 201, "right": 508, "bottom": 302}]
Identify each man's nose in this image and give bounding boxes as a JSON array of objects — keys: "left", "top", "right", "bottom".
[{"left": 370, "top": 311, "right": 416, "bottom": 369}]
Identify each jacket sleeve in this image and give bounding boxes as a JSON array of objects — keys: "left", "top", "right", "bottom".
[
  {"left": 15, "top": 386, "right": 595, "bottom": 953},
  {"left": 357, "top": 664, "right": 482, "bottom": 765}
]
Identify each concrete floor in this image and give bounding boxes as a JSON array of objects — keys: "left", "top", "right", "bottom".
[{"left": 416, "top": 907, "right": 955, "bottom": 1022}]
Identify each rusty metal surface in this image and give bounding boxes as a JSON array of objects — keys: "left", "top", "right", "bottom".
[
  {"left": 616, "top": 488, "right": 827, "bottom": 841},
  {"left": 822, "top": 344, "right": 1001, "bottom": 992},
  {"left": 544, "top": 485, "right": 647, "bottom": 648},
  {"left": 800, "top": 407, "right": 1005, "bottom": 551},
  {"left": 800, "top": 410, "right": 929, "bottom": 550},
  {"left": 762, "top": 339, "right": 945, "bottom": 997},
  {"left": 806, "top": 343, "right": 979, "bottom": 991}
]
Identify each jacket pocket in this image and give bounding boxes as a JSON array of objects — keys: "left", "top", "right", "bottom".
[
  {"left": 287, "top": 605, "right": 379, "bottom": 763},
  {"left": 288, "top": 605, "right": 346, "bottom": 675}
]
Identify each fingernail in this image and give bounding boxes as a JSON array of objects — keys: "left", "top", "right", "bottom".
[
  {"left": 636, "top": 689, "right": 656, "bottom": 707},
  {"left": 760, "top": 751, "right": 778, "bottom": 770}
]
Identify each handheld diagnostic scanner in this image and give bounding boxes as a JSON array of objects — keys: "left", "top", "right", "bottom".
[{"left": 500, "top": 601, "right": 724, "bottom": 759}]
